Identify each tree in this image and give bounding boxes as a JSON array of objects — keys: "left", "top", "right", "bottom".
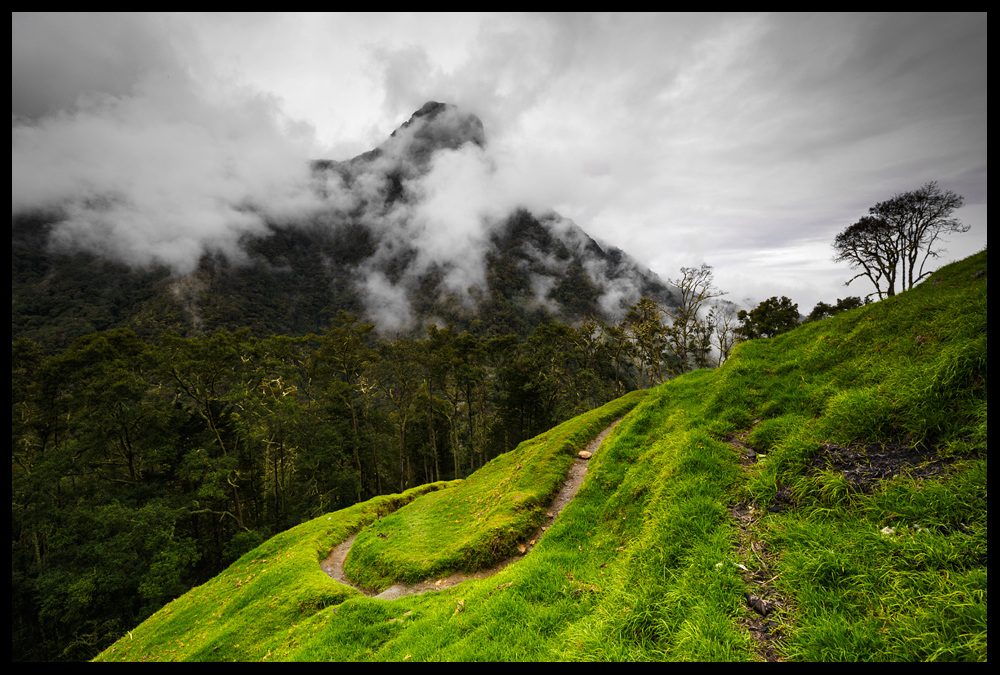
[
  {"left": 663, "top": 264, "right": 727, "bottom": 374},
  {"left": 625, "top": 296, "right": 668, "bottom": 387},
  {"left": 833, "top": 216, "right": 900, "bottom": 300},
  {"left": 736, "top": 296, "right": 800, "bottom": 341},
  {"left": 369, "top": 338, "right": 423, "bottom": 492},
  {"left": 834, "top": 182, "right": 967, "bottom": 299},
  {"left": 308, "top": 312, "right": 376, "bottom": 501},
  {"left": 706, "top": 301, "right": 740, "bottom": 366},
  {"left": 602, "top": 317, "right": 640, "bottom": 394},
  {"left": 805, "top": 296, "right": 864, "bottom": 323}
]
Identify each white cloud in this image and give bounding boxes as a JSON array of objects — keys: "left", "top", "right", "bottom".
[
  {"left": 12, "top": 12, "right": 987, "bottom": 319},
  {"left": 12, "top": 67, "right": 324, "bottom": 274}
]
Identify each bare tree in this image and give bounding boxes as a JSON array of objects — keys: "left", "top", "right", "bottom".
[
  {"left": 706, "top": 301, "right": 740, "bottom": 366},
  {"left": 834, "top": 182, "right": 967, "bottom": 299},
  {"left": 663, "top": 264, "right": 727, "bottom": 373}
]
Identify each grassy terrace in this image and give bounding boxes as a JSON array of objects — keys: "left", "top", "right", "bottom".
[
  {"left": 345, "top": 390, "right": 647, "bottom": 592},
  {"left": 97, "top": 251, "right": 986, "bottom": 661}
]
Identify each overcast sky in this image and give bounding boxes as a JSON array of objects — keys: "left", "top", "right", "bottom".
[{"left": 12, "top": 12, "right": 987, "bottom": 315}]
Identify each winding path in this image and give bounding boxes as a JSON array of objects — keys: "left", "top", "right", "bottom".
[{"left": 320, "top": 419, "right": 623, "bottom": 600}]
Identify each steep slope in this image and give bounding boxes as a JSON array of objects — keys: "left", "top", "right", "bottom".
[
  {"left": 95, "top": 251, "right": 986, "bottom": 662},
  {"left": 13, "top": 102, "right": 672, "bottom": 350}
]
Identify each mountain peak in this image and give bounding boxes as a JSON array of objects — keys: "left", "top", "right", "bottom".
[
  {"left": 381, "top": 101, "right": 486, "bottom": 167},
  {"left": 394, "top": 101, "right": 485, "bottom": 144},
  {"left": 407, "top": 101, "right": 455, "bottom": 123}
]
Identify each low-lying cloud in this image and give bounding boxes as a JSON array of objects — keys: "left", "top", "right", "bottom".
[
  {"left": 12, "top": 16, "right": 668, "bottom": 332},
  {"left": 13, "top": 69, "right": 324, "bottom": 274}
]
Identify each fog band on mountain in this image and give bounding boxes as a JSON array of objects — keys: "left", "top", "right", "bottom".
[{"left": 14, "top": 95, "right": 671, "bottom": 333}]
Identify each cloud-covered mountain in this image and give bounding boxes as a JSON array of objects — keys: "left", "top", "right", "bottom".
[{"left": 13, "top": 101, "right": 673, "bottom": 345}]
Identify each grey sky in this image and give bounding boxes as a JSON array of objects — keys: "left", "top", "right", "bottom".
[{"left": 12, "top": 12, "right": 987, "bottom": 315}]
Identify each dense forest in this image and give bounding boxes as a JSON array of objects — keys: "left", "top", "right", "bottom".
[
  {"left": 12, "top": 284, "right": 731, "bottom": 661},
  {"left": 12, "top": 207, "right": 673, "bottom": 355}
]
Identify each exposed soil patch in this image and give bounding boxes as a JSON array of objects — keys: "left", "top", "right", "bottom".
[
  {"left": 726, "top": 427, "right": 760, "bottom": 467},
  {"left": 807, "top": 440, "right": 956, "bottom": 494},
  {"left": 728, "top": 500, "right": 789, "bottom": 662},
  {"left": 320, "top": 419, "right": 623, "bottom": 600},
  {"left": 726, "top": 428, "right": 960, "bottom": 660},
  {"left": 726, "top": 424, "right": 789, "bottom": 661}
]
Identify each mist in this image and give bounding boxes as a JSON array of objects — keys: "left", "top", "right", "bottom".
[
  {"left": 11, "top": 16, "right": 671, "bottom": 333},
  {"left": 12, "top": 71, "right": 326, "bottom": 274},
  {"left": 13, "top": 13, "right": 988, "bottom": 333},
  {"left": 13, "top": 50, "right": 660, "bottom": 332},
  {"left": 325, "top": 104, "right": 657, "bottom": 331}
]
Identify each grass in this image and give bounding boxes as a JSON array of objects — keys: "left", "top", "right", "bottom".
[
  {"left": 96, "top": 251, "right": 987, "bottom": 661},
  {"left": 92, "top": 483, "right": 454, "bottom": 662},
  {"left": 344, "top": 390, "right": 647, "bottom": 591}
]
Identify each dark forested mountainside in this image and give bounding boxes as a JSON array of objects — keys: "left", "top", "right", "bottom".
[
  {"left": 12, "top": 102, "right": 673, "bottom": 353},
  {"left": 12, "top": 209, "right": 670, "bottom": 353}
]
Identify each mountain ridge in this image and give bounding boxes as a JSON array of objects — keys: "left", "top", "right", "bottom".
[{"left": 13, "top": 101, "right": 673, "bottom": 350}]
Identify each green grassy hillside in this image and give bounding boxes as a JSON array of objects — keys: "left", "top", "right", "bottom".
[{"left": 95, "top": 251, "right": 986, "bottom": 662}]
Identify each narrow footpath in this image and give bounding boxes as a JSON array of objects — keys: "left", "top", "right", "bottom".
[{"left": 320, "top": 419, "right": 623, "bottom": 600}]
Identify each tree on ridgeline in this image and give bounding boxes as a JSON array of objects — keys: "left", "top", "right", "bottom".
[
  {"left": 736, "top": 296, "right": 800, "bottom": 341},
  {"left": 834, "top": 182, "right": 967, "bottom": 300},
  {"left": 663, "top": 263, "right": 727, "bottom": 374},
  {"left": 804, "top": 296, "right": 864, "bottom": 323},
  {"left": 707, "top": 301, "right": 741, "bottom": 366}
]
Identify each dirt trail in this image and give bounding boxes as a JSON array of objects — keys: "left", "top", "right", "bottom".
[{"left": 320, "top": 419, "right": 623, "bottom": 600}]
